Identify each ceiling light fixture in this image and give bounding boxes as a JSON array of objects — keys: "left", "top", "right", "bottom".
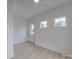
[{"left": 34, "top": 0, "right": 39, "bottom": 3}]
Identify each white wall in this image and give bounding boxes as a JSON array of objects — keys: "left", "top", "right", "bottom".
[
  {"left": 28, "top": 2, "right": 72, "bottom": 56},
  {"left": 14, "top": 15, "right": 28, "bottom": 45},
  {"left": 8, "top": 0, "right": 28, "bottom": 59},
  {"left": 7, "top": 13, "right": 14, "bottom": 59},
  {"left": 7, "top": 13, "right": 28, "bottom": 58},
  {"left": 7, "top": 0, "right": 14, "bottom": 58}
]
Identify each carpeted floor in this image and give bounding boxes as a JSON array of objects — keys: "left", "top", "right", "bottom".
[{"left": 11, "top": 41, "right": 71, "bottom": 59}]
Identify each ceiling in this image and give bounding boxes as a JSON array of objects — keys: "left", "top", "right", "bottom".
[{"left": 11, "top": 0, "right": 72, "bottom": 20}]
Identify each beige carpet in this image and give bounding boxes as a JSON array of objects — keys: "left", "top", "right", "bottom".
[{"left": 11, "top": 41, "right": 71, "bottom": 59}]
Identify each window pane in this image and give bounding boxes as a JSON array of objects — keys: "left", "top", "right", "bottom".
[
  {"left": 31, "top": 24, "right": 34, "bottom": 29},
  {"left": 54, "top": 17, "right": 66, "bottom": 27},
  {"left": 30, "top": 24, "right": 34, "bottom": 35},
  {"left": 40, "top": 21, "right": 47, "bottom": 28}
]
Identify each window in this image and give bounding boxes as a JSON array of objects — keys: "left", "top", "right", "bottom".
[
  {"left": 40, "top": 21, "right": 47, "bottom": 28},
  {"left": 30, "top": 24, "right": 34, "bottom": 35},
  {"left": 34, "top": 0, "right": 39, "bottom": 3},
  {"left": 54, "top": 17, "right": 66, "bottom": 27}
]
